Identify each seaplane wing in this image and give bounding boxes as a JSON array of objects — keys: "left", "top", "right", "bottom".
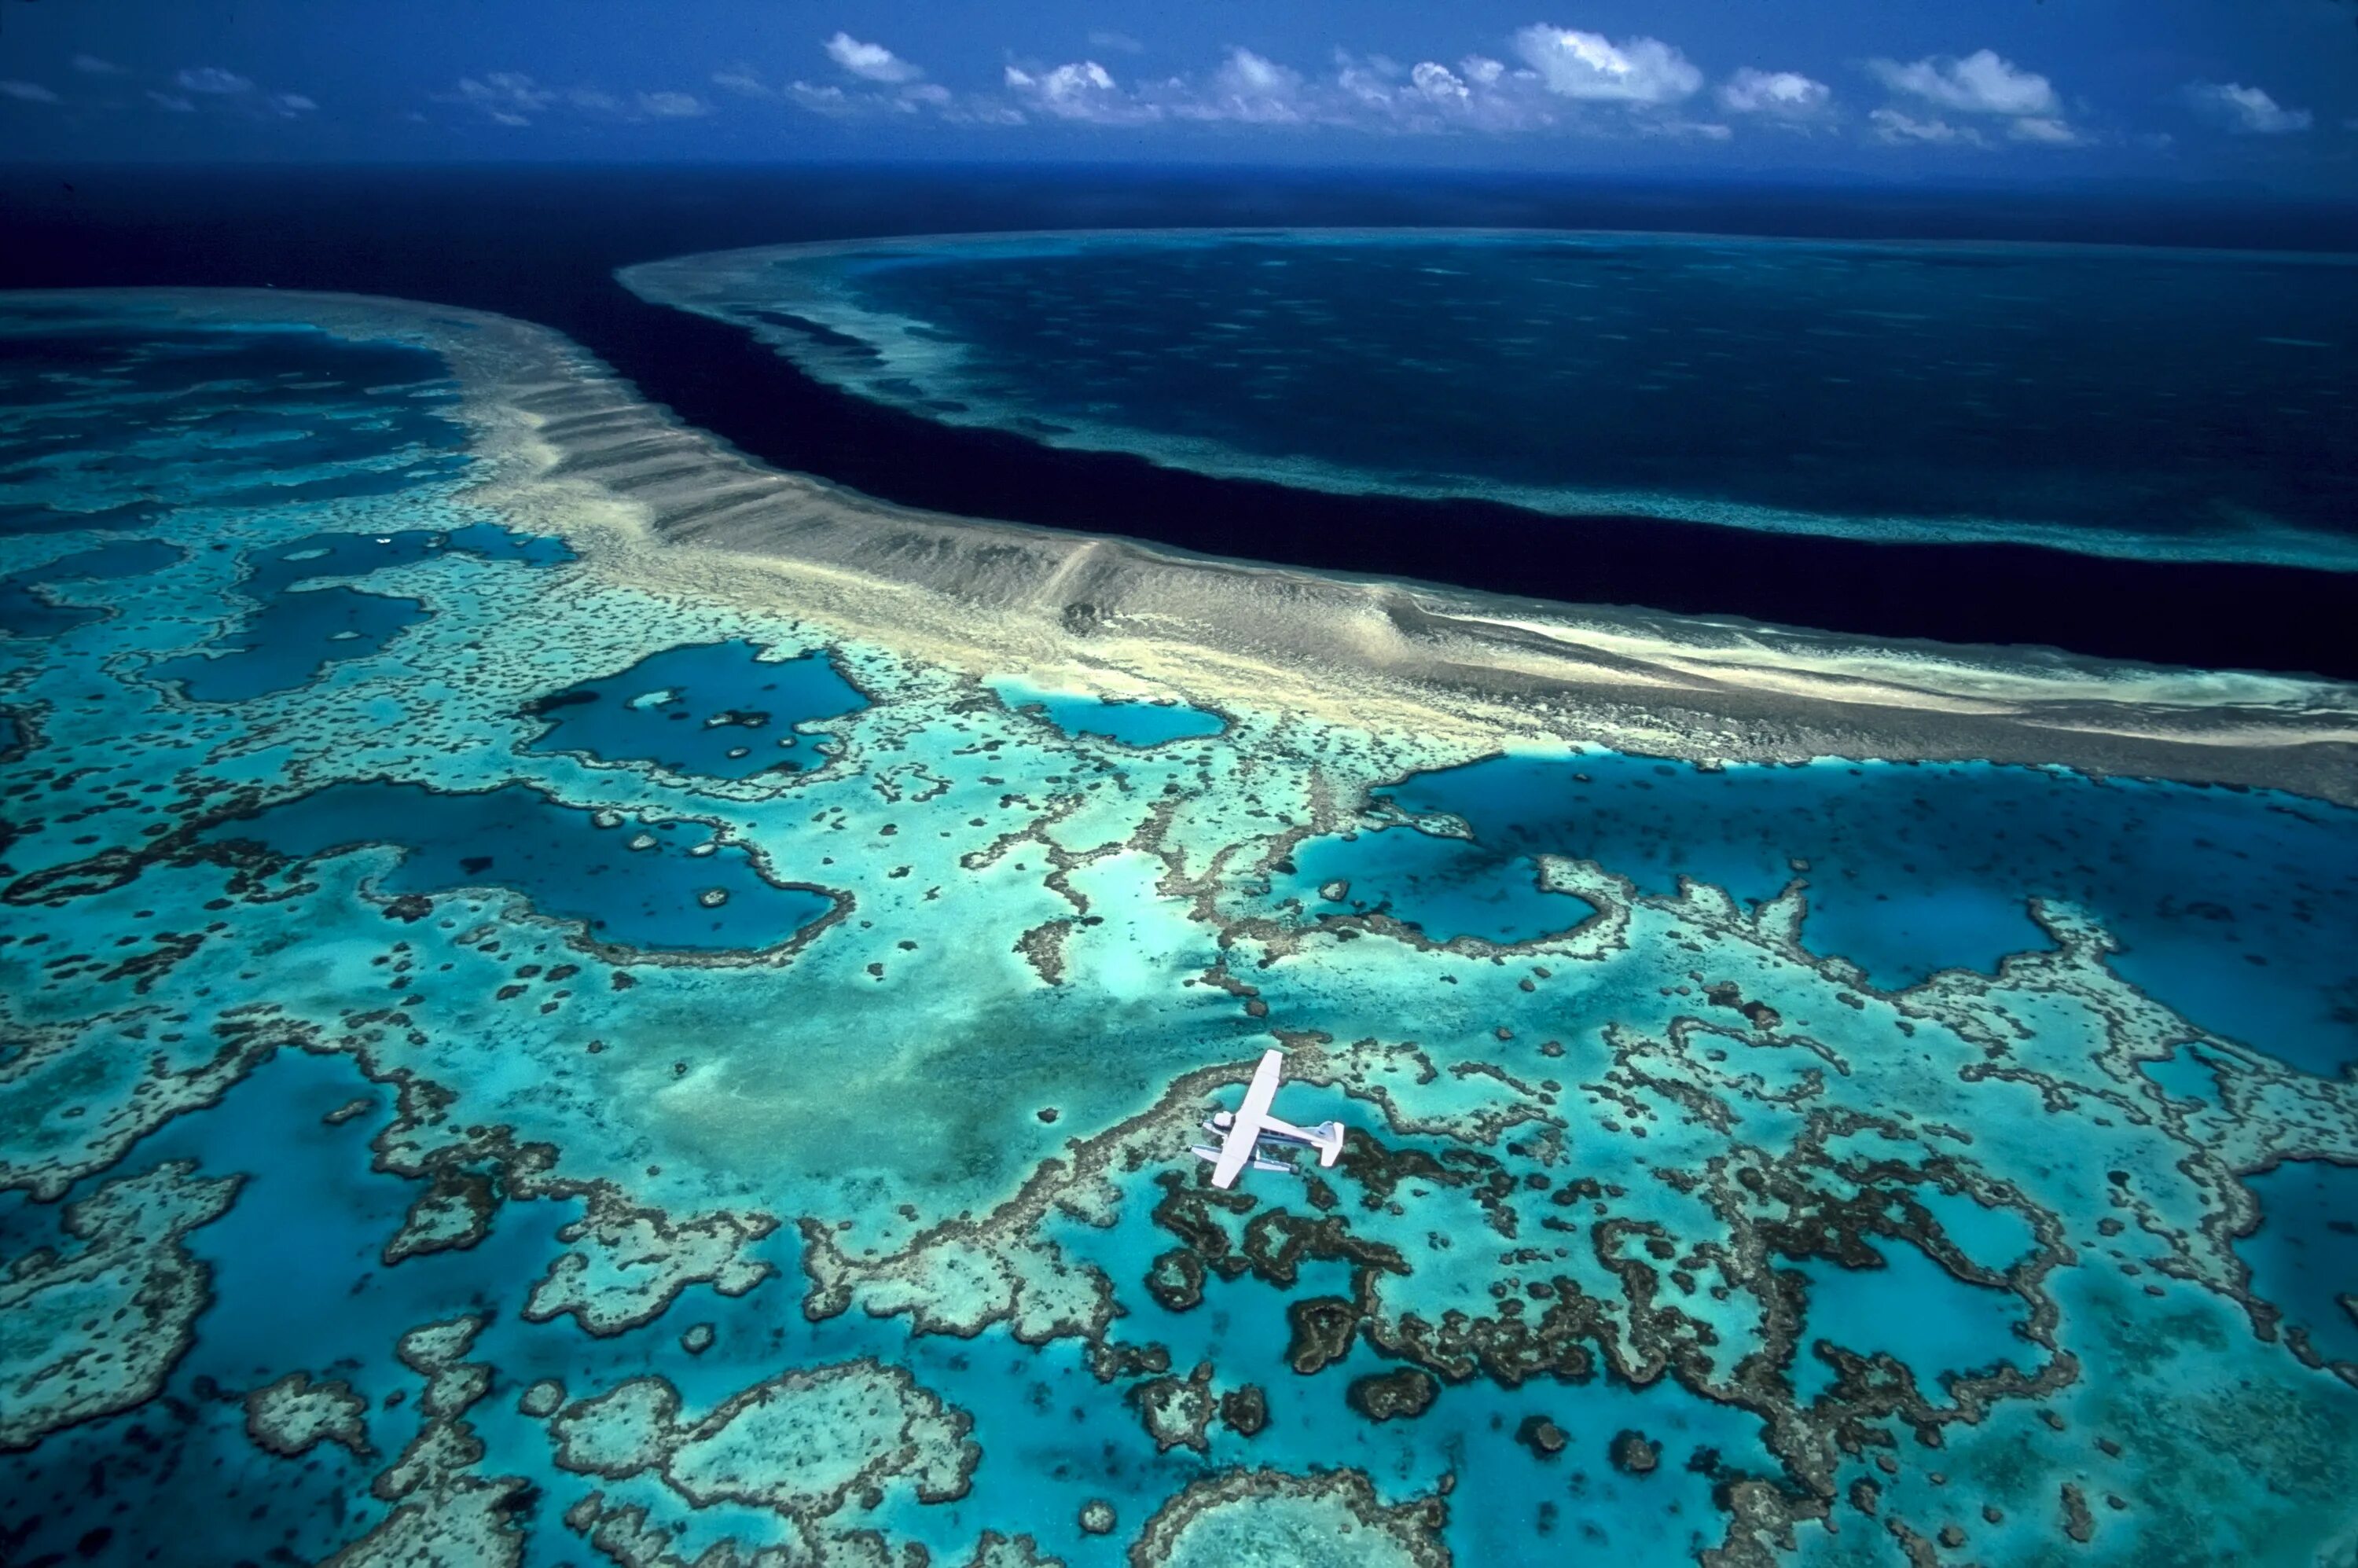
[
  {"left": 1210, "top": 1050, "right": 1284, "bottom": 1187},
  {"left": 1193, "top": 1049, "right": 1343, "bottom": 1189}
]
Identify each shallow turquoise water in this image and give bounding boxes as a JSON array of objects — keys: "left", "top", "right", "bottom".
[
  {"left": 4, "top": 294, "right": 2355, "bottom": 1566},
  {"left": 992, "top": 678, "right": 1230, "bottom": 747}
]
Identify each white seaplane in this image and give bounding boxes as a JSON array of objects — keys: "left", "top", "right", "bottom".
[{"left": 1192, "top": 1049, "right": 1346, "bottom": 1189}]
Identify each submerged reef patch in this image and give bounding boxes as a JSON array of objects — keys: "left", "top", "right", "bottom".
[
  {"left": 1, "top": 1160, "right": 240, "bottom": 1451},
  {"left": 2, "top": 288, "right": 2355, "bottom": 1566}
]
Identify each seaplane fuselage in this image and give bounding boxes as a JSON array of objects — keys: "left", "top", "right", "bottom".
[{"left": 1190, "top": 1049, "right": 1345, "bottom": 1189}]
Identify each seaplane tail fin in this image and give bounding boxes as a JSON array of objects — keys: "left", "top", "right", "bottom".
[{"left": 1311, "top": 1120, "right": 1346, "bottom": 1167}]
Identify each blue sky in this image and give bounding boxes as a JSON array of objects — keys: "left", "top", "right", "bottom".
[{"left": 2, "top": 0, "right": 2353, "bottom": 186}]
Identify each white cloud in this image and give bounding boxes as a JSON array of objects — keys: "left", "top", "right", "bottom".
[
  {"left": 147, "top": 92, "right": 196, "bottom": 113},
  {"left": 1868, "top": 50, "right": 2055, "bottom": 116},
  {"left": 787, "top": 81, "right": 854, "bottom": 115},
  {"left": 2008, "top": 115, "right": 2080, "bottom": 145},
  {"left": 176, "top": 66, "right": 254, "bottom": 95},
  {"left": 825, "top": 32, "right": 920, "bottom": 83},
  {"left": 1089, "top": 30, "right": 1145, "bottom": 55},
  {"left": 637, "top": 90, "right": 708, "bottom": 118},
  {"left": 712, "top": 64, "right": 770, "bottom": 98},
  {"left": 1411, "top": 61, "right": 1468, "bottom": 104},
  {"left": 1324, "top": 49, "right": 1554, "bottom": 134},
  {"left": 1643, "top": 117, "right": 1732, "bottom": 141},
  {"left": 1005, "top": 60, "right": 1158, "bottom": 123},
  {"left": 2183, "top": 81, "right": 2311, "bottom": 135},
  {"left": 454, "top": 72, "right": 556, "bottom": 123},
  {"left": 1718, "top": 68, "right": 1830, "bottom": 117},
  {"left": 271, "top": 92, "right": 318, "bottom": 116},
  {"left": 0, "top": 80, "right": 60, "bottom": 105},
  {"left": 1870, "top": 107, "right": 1978, "bottom": 145},
  {"left": 1511, "top": 25, "right": 1700, "bottom": 105},
  {"left": 1190, "top": 47, "right": 1304, "bottom": 123},
  {"left": 72, "top": 54, "right": 127, "bottom": 76}
]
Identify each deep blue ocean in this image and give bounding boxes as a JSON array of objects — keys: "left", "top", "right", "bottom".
[
  {"left": 730, "top": 231, "right": 2358, "bottom": 567},
  {"left": 8, "top": 165, "right": 2358, "bottom": 674}
]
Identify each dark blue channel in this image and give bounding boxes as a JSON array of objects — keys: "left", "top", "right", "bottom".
[
  {"left": 523, "top": 638, "right": 865, "bottom": 780},
  {"left": 1275, "top": 753, "right": 2358, "bottom": 1078},
  {"left": 0, "top": 538, "right": 180, "bottom": 637},
  {"left": 2236, "top": 1159, "right": 2358, "bottom": 1368},
  {"left": 156, "top": 524, "right": 570, "bottom": 703},
  {"left": 208, "top": 780, "right": 837, "bottom": 953},
  {"left": 0, "top": 320, "right": 469, "bottom": 527}
]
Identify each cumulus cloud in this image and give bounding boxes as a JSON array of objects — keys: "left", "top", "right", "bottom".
[
  {"left": 755, "top": 63, "right": 987, "bottom": 121},
  {"left": 1511, "top": 25, "right": 1700, "bottom": 105},
  {"left": 1322, "top": 50, "right": 1553, "bottom": 133},
  {"left": 175, "top": 66, "right": 254, "bottom": 95},
  {"left": 742, "top": 28, "right": 1819, "bottom": 145},
  {"left": 72, "top": 54, "right": 127, "bottom": 76},
  {"left": 1410, "top": 61, "right": 1469, "bottom": 104},
  {"left": 1189, "top": 48, "right": 1304, "bottom": 123},
  {"left": 2183, "top": 81, "right": 2311, "bottom": 134},
  {"left": 825, "top": 32, "right": 920, "bottom": 83},
  {"left": 0, "top": 80, "right": 60, "bottom": 104},
  {"left": 1718, "top": 68, "right": 1830, "bottom": 117},
  {"left": 1868, "top": 50, "right": 2055, "bottom": 116},
  {"left": 1004, "top": 60, "right": 1157, "bottom": 123},
  {"left": 983, "top": 31, "right": 1728, "bottom": 138},
  {"left": 1864, "top": 50, "right": 2082, "bottom": 147}
]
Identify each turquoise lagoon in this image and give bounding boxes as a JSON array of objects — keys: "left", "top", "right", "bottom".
[{"left": 2, "top": 292, "right": 2356, "bottom": 1567}]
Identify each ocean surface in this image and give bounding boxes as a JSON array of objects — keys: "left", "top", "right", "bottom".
[
  {"left": 626, "top": 230, "right": 2358, "bottom": 569},
  {"left": 8, "top": 164, "right": 2358, "bottom": 676},
  {"left": 2, "top": 270, "right": 2356, "bottom": 1566},
  {"left": 7, "top": 160, "right": 2358, "bottom": 1564}
]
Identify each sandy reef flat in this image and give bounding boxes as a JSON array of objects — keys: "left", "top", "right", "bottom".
[{"left": 2, "top": 287, "right": 2356, "bottom": 1566}]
